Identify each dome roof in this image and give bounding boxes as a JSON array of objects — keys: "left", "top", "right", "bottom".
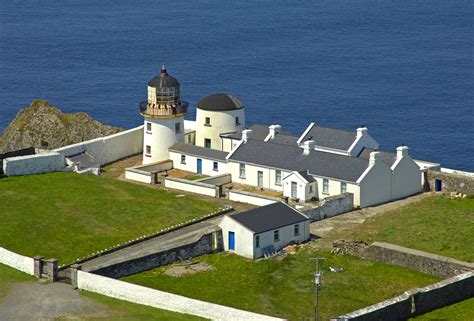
[
  {"left": 197, "top": 93, "right": 245, "bottom": 111},
  {"left": 148, "top": 66, "right": 179, "bottom": 88}
]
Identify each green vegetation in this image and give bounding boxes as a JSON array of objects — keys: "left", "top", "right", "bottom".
[
  {"left": 349, "top": 197, "right": 474, "bottom": 262},
  {"left": 78, "top": 291, "right": 206, "bottom": 320},
  {"left": 122, "top": 250, "right": 439, "bottom": 320},
  {"left": 0, "top": 172, "right": 219, "bottom": 265},
  {"left": 186, "top": 174, "right": 206, "bottom": 181},
  {"left": 410, "top": 298, "right": 474, "bottom": 320},
  {"left": 0, "top": 263, "right": 35, "bottom": 299}
]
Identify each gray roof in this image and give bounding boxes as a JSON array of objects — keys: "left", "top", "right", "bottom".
[
  {"left": 229, "top": 139, "right": 369, "bottom": 182},
  {"left": 197, "top": 93, "right": 244, "bottom": 111},
  {"left": 169, "top": 143, "right": 228, "bottom": 161},
  {"left": 300, "top": 125, "right": 357, "bottom": 151},
  {"left": 221, "top": 124, "right": 298, "bottom": 146},
  {"left": 297, "top": 170, "right": 316, "bottom": 183},
  {"left": 148, "top": 68, "right": 180, "bottom": 88},
  {"left": 357, "top": 148, "right": 398, "bottom": 167},
  {"left": 230, "top": 202, "right": 308, "bottom": 234}
]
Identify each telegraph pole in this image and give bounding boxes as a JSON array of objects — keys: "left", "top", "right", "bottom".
[{"left": 310, "top": 257, "right": 325, "bottom": 321}]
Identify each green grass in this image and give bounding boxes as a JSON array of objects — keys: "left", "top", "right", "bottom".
[
  {"left": 410, "top": 298, "right": 474, "bottom": 320},
  {"left": 186, "top": 175, "right": 206, "bottom": 181},
  {"left": 0, "top": 172, "right": 219, "bottom": 265},
  {"left": 122, "top": 250, "right": 440, "bottom": 320},
  {"left": 0, "top": 263, "right": 35, "bottom": 299},
  {"left": 349, "top": 196, "right": 474, "bottom": 262}
]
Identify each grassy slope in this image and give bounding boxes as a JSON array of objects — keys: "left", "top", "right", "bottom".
[
  {"left": 123, "top": 250, "right": 439, "bottom": 320},
  {"left": 0, "top": 172, "right": 219, "bottom": 264},
  {"left": 0, "top": 264, "right": 35, "bottom": 299},
  {"left": 410, "top": 298, "right": 474, "bottom": 320},
  {"left": 349, "top": 197, "right": 474, "bottom": 262}
]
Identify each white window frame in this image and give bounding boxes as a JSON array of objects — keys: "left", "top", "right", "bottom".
[
  {"left": 175, "top": 122, "right": 181, "bottom": 133},
  {"left": 309, "top": 184, "right": 313, "bottom": 193},
  {"left": 255, "top": 235, "right": 260, "bottom": 248},
  {"left": 213, "top": 161, "right": 218, "bottom": 172},
  {"left": 205, "top": 117, "right": 211, "bottom": 126},
  {"left": 239, "top": 163, "right": 246, "bottom": 179},
  {"left": 274, "top": 230, "right": 279, "bottom": 242},
  {"left": 323, "top": 178, "right": 329, "bottom": 194},
  {"left": 145, "top": 145, "right": 151, "bottom": 156},
  {"left": 341, "top": 182, "right": 347, "bottom": 193},
  {"left": 181, "top": 155, "right": 186, "bottom": 164},
  {"left": 275, "top": 170, "right": 282, "bottom": 186},
  {"left": 294, "top": 224, "right": 300, "bottom": 236},
  {"left": 146, "top": 122, "right": 152, "bottom": 133}
]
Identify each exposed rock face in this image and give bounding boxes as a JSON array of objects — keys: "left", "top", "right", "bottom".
[{"left": 0, "top": 100, "right": 122, "bottom": 153}]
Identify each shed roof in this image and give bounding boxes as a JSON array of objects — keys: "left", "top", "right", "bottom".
[
  {"left": 221, "top": 124, "right": 298, "bottom": 146},
  {"left": 197, "top": 93, "right": 244, "bottom": 111},
  {"left": 169, "top": 143, "right": 228, "bottom": 161},
  {"left": 299, "top": 125, "right": 357, "bottom": 151},
  {"left": 228, "top": 139, "right": 369, "bottom": 182},
  {"left": 230, "top": 202, "right": 308, "bottom": 234}
]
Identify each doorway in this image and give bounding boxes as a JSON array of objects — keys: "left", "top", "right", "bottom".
[
  {"left": 435, "top": 179, "right": 442, "bottom": 192},
  {"left": 197, "top": 159, "right": 202, "bottom": 174},
  {"left": 291, "top": 181, "right": 297, "bottom": 198},
  {"left": 257, "top": 171, "right": 263, "bottom": 187},
  {"left": 228, "top": 231, "right": 235, "bottom": 250}
]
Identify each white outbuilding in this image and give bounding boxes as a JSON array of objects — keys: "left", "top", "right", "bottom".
[{"left": 218, "top": 202, "right": 310, "bottom": 259}]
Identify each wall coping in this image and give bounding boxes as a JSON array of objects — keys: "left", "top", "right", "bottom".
[
  {"left": 165, "top": 176, "right": 216, "bottom": 189},
  {"left": 228, "top": 188, "right": 282, "bottom": 202}
]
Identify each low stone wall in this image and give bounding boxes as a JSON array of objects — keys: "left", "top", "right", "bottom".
[
  {"left": 0, "top": 147, "right": 36, "bottom": 175},
  {"left": 3, "top": 152, "right": 65, "bottom": 176},
  {"left": 76, "top": 270, "right": 283, "bottom": 321},
  {"left": 427, "top": 169, "right": 474, "bottom": 194},
  {"left": 227, "top": 189, "right": 279, "bottom": 206},
  {"left": 125, "top": 160, "right": 173, "bottom": 184},
  {"left": 360, "top": 242, "right": 473, "bottom": 277},
  {"left": 0, "top": 247, "right": 35, "bottom": 275},
  {"left": 125, "top": 169, "right": 152, "bottom": 184},
  {"left": 303, "top": 193, "right": 354, "bottom": 222},
  {"left": 331, "top": 271, "right": 474, "bottom": 321},
  {"left": 164, "top": 176, "right": 217, "bottom": 197},
  {"left": 198, "top": 173, "right": 232, "bottom": 186}
]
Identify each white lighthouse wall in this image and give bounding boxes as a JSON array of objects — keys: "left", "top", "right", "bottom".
[
  {"left": 143, "top": 117, "right": 184, "bottom": 164},
  {"left": 195, "top": 109, "right": 245, "bottom": 151}
]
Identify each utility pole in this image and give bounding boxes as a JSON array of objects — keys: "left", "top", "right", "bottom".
[{"left": 310, "top": 257, "right": 325, "bottom": 321}]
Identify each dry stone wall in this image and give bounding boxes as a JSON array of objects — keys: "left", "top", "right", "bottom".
[
  {"left": 303, "top": 193, "right": 354, "bottom": 222},
  {"left": 427, "top": 170, "right": 474, "bottom": 194}
]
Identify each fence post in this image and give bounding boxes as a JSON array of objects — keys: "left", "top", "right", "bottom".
[
  {"left": 33, "top": 256, "right": 45, "bottom": 278},
  {"left": 70, "top": 264, "right": 82, "bottom": 289},
  {"left": 45, "top": 258, "right": 58, "bottom": 281}
]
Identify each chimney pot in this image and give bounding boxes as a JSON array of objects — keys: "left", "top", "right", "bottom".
[
  {"left": 396, "top": 145, "right": 409, "bottom": 158},
  {"left": 303, "top": 140, "right": 315, "bottom": 155},
  {"left": 268, "top": 124, "right": 282, "bottom": 139},
  {"left": 242, "top": 129, "right": 253, "bottom": 143},
  {"left": 357, "top": 126, "right": 368, "bottom": 138},
  {"left": 369, "top": 151, "right": 380, "bottom": 165}
]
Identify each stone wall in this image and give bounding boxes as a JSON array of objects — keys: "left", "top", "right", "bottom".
[
  {"left": 360, "top": 242, "right": 473, "bottom": 277},
  {"left": 3, "top": 151, "right": 65, "bottom": 176},
  {"left": 87, "top": 231, "right": 223, "bottom": 279},
  {"left": 303, "top": 193, "right": 354, "bottom": 222},
  {"left": 76, "top": 270, "right": 283, "bottom": 321},
  {"left": 164, "top": 176, "right": 217, "bottom": 197},
  {"left": 0, "top": 147, "right": 36, "bottom": 175},
  {"left": 0, "top": 247, "right": 35, "bottom": 275},
  {"left": 227, "top": 189, "right": 279, "bottom": 206},
  {"left": 331, "top": 271, "right": 474, "bottom": 321},
  {"left": 427, "top": 169, "right": 474, "bottom": 194}
]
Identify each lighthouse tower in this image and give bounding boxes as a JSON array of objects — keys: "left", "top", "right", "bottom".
[{"left": 140, "top": 67, "right": 188, "bottom": 164}]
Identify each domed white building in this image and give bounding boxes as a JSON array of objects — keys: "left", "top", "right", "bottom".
[
  {"left": 194, "top": 93, "right": 245, "bottom": 151},
  {"left": 140, "top": 67, "right": 188, "bottom": 164}
]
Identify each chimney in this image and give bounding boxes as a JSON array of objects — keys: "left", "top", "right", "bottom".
[
  {"left": 357, "top": 126, "right": 368, "bottom": 138},
  {"left": 303, "top": 140, "right": 315, "bottom": 155},
  {"left": 268, "top": 124, "right": 282, "bottom": 139},
  {"left": 396, "top": 145, "right": 409, "bottom": 158},
  {"left": 369, "top": 151, "right": 380, "bottom": 165},
  {"left": 242, "top": 129, "right": 253, "bottom": 143}
]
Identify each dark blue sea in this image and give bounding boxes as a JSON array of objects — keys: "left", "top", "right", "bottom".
[{"left": 0, "top": 0, "right": 472, "bottom": 170}]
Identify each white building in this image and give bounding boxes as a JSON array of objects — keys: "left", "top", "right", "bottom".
[{"left": 218, "top": 202, "right": 310, "bottom": 259}]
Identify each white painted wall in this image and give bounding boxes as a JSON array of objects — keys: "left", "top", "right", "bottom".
[
  {"left": 0, "top": 247, "right": 34, "bottom": 275},
  {"left": 195, "top": 109, "right": 245, "bottom": 151},
  {"left": 124, "top": 170, "right": 152, "bottom": 184},
  {"left": 143, "top": 117, "right": 184, "bottom": 164},
  {"left": 391, "top": 156, "right": 422, "bottom": 200},
  {"left": 358, "top": 158, "right": 393, "bottom": 208},
  {"left": 348, "top": 129, "right": 379, "bottom": 156},
  {"left": 3, "top": 152, "right": 65, "bottom": 176},
  {"left": 77, "top": 270, "right": 283, "bottom": 321},
  {"left": 228, "top": 190, "right": 278, "bottom": 206},
  {"left": 227, "top": 161, "right": 289, "bottom": 192},
  {"left": 282, "top": 172, "right": 317, "bottom": 202},
  {"left": 221, "top": 137, "right": 240, "bottom": 153},
  {"left": 169, "top": 151, "right": 227, "bottom": 176},
  {"left": 164, "top": 178, "right": 216, "bottom": 197},
  {"left": 218, "top": 216, "right": 255, "bottom": 258}
]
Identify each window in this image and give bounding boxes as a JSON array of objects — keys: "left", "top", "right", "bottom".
[
  {"left": 213, "top": 161, "right": 218, "bottom": 171},
  {"left": 239, "top": 163, "right": 246, "bottom": 179},
  {"left": 146, "top": 122, "right": 152, "bottom": 133},
  {"left": 205, "top": 117, "right": 211, "bottom": 126},
  {"left": 204, "top": 138, "right": 211, "bottom": 149},
  {"left": 235, "top": 117, "right": 240, "bottom": 126},
  {"left": 181, "top": 155, "right": 186, "bottom": 164},
  {"left": 274, "top": 230, "right": 279, "bottom": 242},
  {"left": 294, "top": 224, "right": 300, "bottom": 236},
  {"left": 341, "top": 182, "right": 347, "bottom": 193},
  {"left": 175, "top": 122, "right": 181, "bottom": 133},
  {"left": 255, "top": 235, "right": 260, "bottom": 248},
  {"left": 275, "top": 170, "right": 282, "bottom": 185},
  {"left": 145, "top": 145, "right": 151, "bottom": 155},
  {"left": 323, "top": 178, "right": 329, "bottom": 194},
  {"left": 309, "top": 185, "right": 313, "bottom": 193}
]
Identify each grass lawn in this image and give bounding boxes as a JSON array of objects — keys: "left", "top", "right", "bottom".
[
  {"left": 122, "top": 250, "right": 440, "bottom": 320},
  {"left": 410, "top": 298, "right": 474, "bottom": 320},
  {"left": 0, "top": 172, "right": 219, "bottom": 265},
  {"left": 349, "top": 196, "right": 474, "bottom": 262}
]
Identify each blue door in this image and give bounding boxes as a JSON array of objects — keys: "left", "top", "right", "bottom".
[
  {"left": 197, "top": 159, "right": 202, "bottom": 174},
  {"left": 435, "top": 179, "right": 442, "bottom": 192},
  {"left": 228, "top": 231, "right": 235, "bottom": 250}
]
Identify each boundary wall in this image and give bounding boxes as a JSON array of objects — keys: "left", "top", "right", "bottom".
[
  {"left": 0, "top": 247, "right": 34, "bottom": 275},
  {"left": 427, "top": 169, "right": 474, "bottom": 195},
  {"left": 227, "top": 189, "right": 279, "bottom": 206},
  {"left": 164, "top": 176, "right": 217, "bottom": 197},
  {"left": 3, "top": 152, "right": 64, "bottom": 176},
  {"left": 303, "top": 193, "right": 353, "bottom": 222},
  {"left": 76, "top": 270, "right": 283, "bottom": 321}
]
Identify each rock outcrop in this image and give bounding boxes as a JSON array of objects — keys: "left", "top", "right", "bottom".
[{"left": 0, "top": 100, "right": 122, "bottom": 153}]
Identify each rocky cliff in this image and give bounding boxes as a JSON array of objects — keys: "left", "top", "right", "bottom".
[{"left": 0, "top": 100, "right": 122, "bottom": 153}]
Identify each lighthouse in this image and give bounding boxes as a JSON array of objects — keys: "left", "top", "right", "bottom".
[{"left": 140, "top": 67, "right": 188, "bottom": 164}]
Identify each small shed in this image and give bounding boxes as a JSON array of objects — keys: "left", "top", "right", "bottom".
[
  {"left": 282, "top": 170, "right": 317, "bottom": 202},
  {"left": 218, "top": 202, "right": 310, "bottom": 259}
]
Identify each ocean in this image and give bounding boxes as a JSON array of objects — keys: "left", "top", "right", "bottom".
[{"left": 0, "top": 0, "right": 472, "bottom": 170}]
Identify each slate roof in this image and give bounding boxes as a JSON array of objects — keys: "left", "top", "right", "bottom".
[
  {"left": 358, "top": 148, "right": 398, "bottom": 167},
  {"left": 230, "top": 202, "right": 308, "bottom": 234},
  {"left": 300, "top": 125, "right": 357, "bottom": 151},
  {"left": 197, "top": 93, "right": 245, "bottom": 111},
  {"left": 228, "top": 139, "right": 369, "bottom": 182},
  {"left": 148, "top": 68, "right": 180, "bottom": 88},
  {"left": 297, "top": 170, "right": 316, "bottom": 183},
  {"left": 169, "top": 143, "right": 228, "bottom": 161},
  {"left": 221, "top": 124, "right": 298, "bottom": 146}
]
